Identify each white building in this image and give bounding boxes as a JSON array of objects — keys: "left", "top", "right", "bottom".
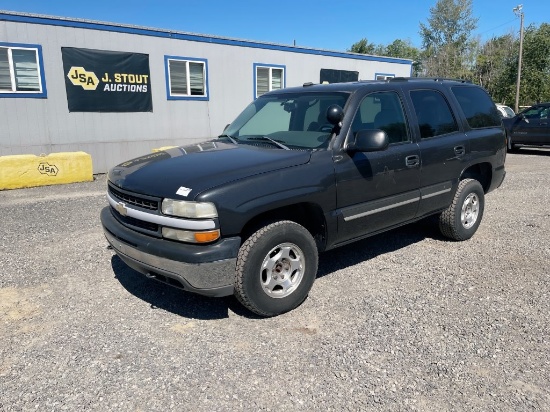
[{"left": 0, "top": 11, "right": 413, "bottom": 173}]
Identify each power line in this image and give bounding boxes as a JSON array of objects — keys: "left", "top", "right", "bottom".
[{"left": 478, "top": 18, "right": 518, "bottom": 36}]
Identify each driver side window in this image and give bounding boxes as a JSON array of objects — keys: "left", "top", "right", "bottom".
[{"left": 351, "top": 91, "right": 410, "bottom": 144}]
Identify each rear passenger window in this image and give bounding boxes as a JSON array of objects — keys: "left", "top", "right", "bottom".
[
  {"left": 451, "top": 86, "right": 501, "bottom": 128},
  {"left": 410, "top": 90, "right": 458, "bottom": 139}
]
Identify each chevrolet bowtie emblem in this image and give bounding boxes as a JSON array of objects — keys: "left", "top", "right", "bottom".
[{"left": 115, "top": 202, "right": 128, "bottom": 217}]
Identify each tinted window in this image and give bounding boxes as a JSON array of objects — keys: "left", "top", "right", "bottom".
[
  {"left": 521, "top": 106, "right": 550, "bottom": 119},
  {"left": 410, "top": 90, "right": 459, "bottom": 139},
  {"left": 451, "top": 86, "right": 501, "bottom": 128},
  {"left": 351, "top": 91, "right": 410, "bottom": 144}
]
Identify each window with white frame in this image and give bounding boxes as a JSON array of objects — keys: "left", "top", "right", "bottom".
[
  {"left": 375, "top": 73, "right": 395, "bottom": 81},
  {"left": 165, "top": 56, "right": 208, "bottom": 100},
  {"left": 0, "top": 44, "right": 45, "bottom": 96},
  {"left": 255, "top": 64, "right": 285, "bottom": 98}
]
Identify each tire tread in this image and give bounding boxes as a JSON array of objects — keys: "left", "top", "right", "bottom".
[
  {"left": 234, "top": 220, "right": 315, "bottom": 317},
  {"left": 439, "top": 178, "right": 481, "bottom": 241}
]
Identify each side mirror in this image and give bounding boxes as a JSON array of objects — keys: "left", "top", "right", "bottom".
[
  {"left": 347, "top": 129, "right": 389, "bottom": 153},
  {"left": 326, "top": 104, "right": 344, "bottom": 126},
  {"left": 518, "top": 113, "right": 529, "bottom": 124}
]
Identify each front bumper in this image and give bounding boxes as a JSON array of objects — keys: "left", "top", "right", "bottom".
[{"left": 101, "top": 206, "right": 240, "bottom": 297}]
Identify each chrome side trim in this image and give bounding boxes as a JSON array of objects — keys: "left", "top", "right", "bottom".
[
  {"left": 343, "top": 197, "right": 420, "bottom": 221},
  {"left": 341, "top": 181, "right": 454, "bottom": 222},
  {"left": 419, "top": 181, "right": 453, "bottom": 199},
  {"left": 107, "top": 193, "right": 216, "bottom": 230},
  {"left": 421, "top": 187, "right": 452, "bottom": 199}
]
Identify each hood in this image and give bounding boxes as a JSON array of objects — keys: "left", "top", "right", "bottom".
[{"left": 108, "top": 140, "right": 312, "bottom": 199}]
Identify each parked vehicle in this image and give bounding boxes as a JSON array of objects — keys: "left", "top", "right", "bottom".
[
  {"left": 502, "top": 102, "right": 550, "bottom": 151},
  {"left": 496, "top": 104, "right": 515, "bottom": 118},
  {"left": 101, "top": 78, "right": 506, "bottom": 316}
]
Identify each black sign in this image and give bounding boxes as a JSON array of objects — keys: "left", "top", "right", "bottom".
[
  {"left": 320, "top": 69, "right": 359, "bottom": 84},
  {"left": 61, "top": 47, "right": 152, "bottom": 112}
]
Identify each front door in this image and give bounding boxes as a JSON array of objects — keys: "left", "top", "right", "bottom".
[
  {"left": 512, "top": 105, "right": 550, "bottom": 144},
  {"left": 334, "top": 91, "right": 421, "bottom": 244}
]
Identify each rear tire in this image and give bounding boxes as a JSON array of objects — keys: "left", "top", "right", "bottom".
[
  {"left": 439, "top": 179, "right": 484, "bottom": 241},
  {"left": 234, "top": 221, "right": 318, "bottom": 317}
]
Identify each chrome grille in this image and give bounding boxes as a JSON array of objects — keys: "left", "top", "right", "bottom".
[{"left": 109, "top": 185, "right": 159, "bottom": 210}]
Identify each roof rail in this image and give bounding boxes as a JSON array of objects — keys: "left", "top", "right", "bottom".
[{"left": 388, "top": 77, "right": 471, "bottom": 83}]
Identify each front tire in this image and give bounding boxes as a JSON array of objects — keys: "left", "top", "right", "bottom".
[
  {"left": 234, "top": 221, "right": 318, "bottom": 317},
  {"left": 439, "top": 179, "right": 485, "bottom": 241}
]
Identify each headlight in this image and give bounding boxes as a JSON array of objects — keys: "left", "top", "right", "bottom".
[
  {"left": 162, "top": 199, "right": 217, "bottom": 218},
  {"left": 162, "top": 228, "right": 220, "bottom": 243}
]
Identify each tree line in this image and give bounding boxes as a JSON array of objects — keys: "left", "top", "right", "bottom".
[{"left": 349, "top": 0, "right": 550, "bottom": 107}]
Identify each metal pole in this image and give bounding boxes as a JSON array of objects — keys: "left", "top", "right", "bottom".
[{"left": 514, "top": 5, "right": 524, "bottom": 113}]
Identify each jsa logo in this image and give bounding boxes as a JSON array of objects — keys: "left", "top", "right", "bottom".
[
  {"left": 37, "top": 162, "right": 59, "bottom": 176},
  {"left": 67, "top": 67, "right": 99, "bottom": 90}
]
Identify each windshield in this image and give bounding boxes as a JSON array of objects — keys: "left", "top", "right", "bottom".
[{"left": 223, "top": 92, "right": 349, "bottom": 149}]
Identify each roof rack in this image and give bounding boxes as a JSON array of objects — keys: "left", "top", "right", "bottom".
[{"left": 388, "top": 77, "right": 471, "bottom": 84}]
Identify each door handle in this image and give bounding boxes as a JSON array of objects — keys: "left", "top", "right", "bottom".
[
  {"left": 454, "top": 145, "right": 466, "bottom": 156},
  {"left": 405, "top": 155, "right": 420, "bottom": 167}
]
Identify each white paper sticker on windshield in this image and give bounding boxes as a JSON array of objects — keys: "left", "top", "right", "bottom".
[{"left": 176, "top": 186, "right": 192, "bottom": 197}]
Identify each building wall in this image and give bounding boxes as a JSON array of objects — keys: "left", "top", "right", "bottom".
[{"left": 0, "top": 12, "right": 412, "bottom": 173}]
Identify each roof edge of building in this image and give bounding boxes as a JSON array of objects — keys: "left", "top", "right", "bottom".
[{"left": 0, "top": 10, "right": 413, "bottom": 65}]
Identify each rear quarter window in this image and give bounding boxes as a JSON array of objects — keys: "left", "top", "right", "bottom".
[{"left": 451, "top": 86, "right": 501, "bottom": 128}]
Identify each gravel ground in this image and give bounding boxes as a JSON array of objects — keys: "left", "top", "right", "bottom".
[{"left": 1, "top": 149, "right": 549, "bottom": 411}]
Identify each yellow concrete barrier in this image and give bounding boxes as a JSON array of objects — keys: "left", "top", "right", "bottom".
[
  {"left": 0, "top": 152, "right": 93, "bottom": 190},
  {"left": 152, "top": 146, "right": 177, "bottom": 153}
]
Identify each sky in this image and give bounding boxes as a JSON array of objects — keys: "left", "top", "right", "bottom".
[{"left": 1, "top": 0, "right": 549, "bottom": 52}]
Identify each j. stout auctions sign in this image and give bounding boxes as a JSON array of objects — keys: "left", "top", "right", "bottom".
[{"left": 61, "top": 47, "right": 152, "bottom": 112}]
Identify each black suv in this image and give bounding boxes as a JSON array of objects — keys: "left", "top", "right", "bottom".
[
  {"left": 101, "top": 78, "right": 506, "bottom": 316},
  {"left": 502, "top": 102, "right": 550, "bottom": 151}
]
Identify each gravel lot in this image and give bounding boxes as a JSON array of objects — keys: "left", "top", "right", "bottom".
[{"left": 1, "top": 149, "right": 549, "bottom": 411}]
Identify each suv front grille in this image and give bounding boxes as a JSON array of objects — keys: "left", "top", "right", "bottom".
[
  {"left": 116, "top": 214, "right": 159, "bottom": 232},
  {"left": 109, "top": 185, "right": 159, "bottom": 211}
]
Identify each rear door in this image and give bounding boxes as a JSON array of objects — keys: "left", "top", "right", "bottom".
[{"left": 408, "top": 88, "right": 467, "bottom": 217}]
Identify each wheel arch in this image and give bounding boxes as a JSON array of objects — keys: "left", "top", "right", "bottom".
[
  {"left": 460, "top": 162, "right": 492, "bottom": 193},
  {"left": 240, "top": 202, "right": 328, "bottom": 252}
]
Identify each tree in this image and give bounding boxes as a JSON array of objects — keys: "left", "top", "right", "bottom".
[
  {"left": 348, "top": 38, "right": 384, "bottom": 55},
  {"left": 348, "top": 38, "right": 375, "bottom": 55},
  {"left": 473, "top": 33, "right": 517, "bottom": 103},
  {"left": 348, "top": 38, "right": 422, "bottom": 76},
  {"left": 419, "top": 0, "right": 478, "bottom": 78},
  {"left": 487, "top": 23, "right": 550, "bottom": 106},
  {"left": 385, "top": 39, "right": 422, "bottom": 76},
  {"left": 520, "top": 23, "right": 550, "bottom": 104}
]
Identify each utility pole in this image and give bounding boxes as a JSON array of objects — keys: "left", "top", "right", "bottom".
[{"left": 513, "top": 4, "right": 524, "bottom": 113}]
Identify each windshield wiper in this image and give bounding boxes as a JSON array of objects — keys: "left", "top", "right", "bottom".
[
  {"left": 248, "top": 136, "right": 290, "bottom": 150},
  {"left": 218, "top": 134, "right": 239, "bottom": 145}
]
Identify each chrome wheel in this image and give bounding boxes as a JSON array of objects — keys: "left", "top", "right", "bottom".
[
  {"left": 461, "top": 193, "right": 479, "bottom": 229},
  {"left": 260, "top": 242, "right": 305, "bottom": 298},
  {"left": 235, "top": 220, "right": 318, "bottom": 316},
  {"left": 439, "top": 179, "right": 484, "bottom": 241}
]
